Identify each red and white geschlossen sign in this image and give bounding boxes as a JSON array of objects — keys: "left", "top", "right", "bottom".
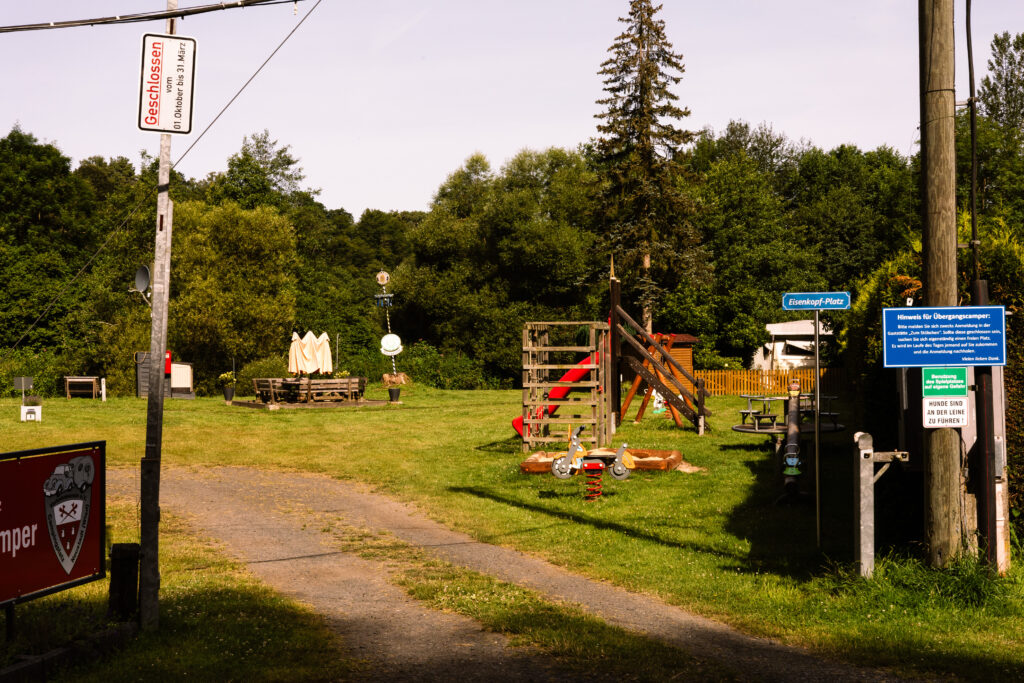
[{"left": 138, "top": 33, "right": 196, "bottom": 134}]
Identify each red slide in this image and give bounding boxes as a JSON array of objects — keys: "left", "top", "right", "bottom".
[{"left": 513, "top": 354, "right": 598, "bottom": 437}]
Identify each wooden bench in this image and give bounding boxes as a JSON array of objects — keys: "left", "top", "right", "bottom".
[
  {"left": 64, "top": 376, "right": 100, "bottom": 399},
  {"left": 253, "top": 377, "right": 367, "bottom": 404},
  {"left": 253, "top": 378, "right": 281, "bottom": 403},
  {"left": 739, "top": 409, "right": 761, "bottom": 424},
  {"left": 750, "top": 412, "right": 778, "bottom": 430},
  {"left": 306, "top": 377, "right": 366, "bottom": 402}
]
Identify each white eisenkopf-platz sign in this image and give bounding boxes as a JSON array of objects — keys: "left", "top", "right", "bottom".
[{"left": 138, "top": 33, "right": 196, "bottom": 134}]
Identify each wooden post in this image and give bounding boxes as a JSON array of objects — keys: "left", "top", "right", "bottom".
[
  {"left": 609, "top": 274, "right": 622, "bottom": 427},
  {"left": 521, "top": 324, "right": 530, "bottom": 452},
  {"left": 919, "top": 0, "right": 962, "bottom": 566},
  {"left": 696, "top": 378, "right": 706, "bottom": 435},
  {"left": 140, "top": 0, "right": 177, "bottom": 630},
  {"left": 108, "top": 543, "right": 141, "bottom": 621}
]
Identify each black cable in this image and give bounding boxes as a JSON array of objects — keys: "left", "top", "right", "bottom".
[
  {"left": 3, "top": 0, "right": 323, "bottom": 356},
  {"left": 173, "top": 0, "right": 323, "bottom": 170},
  {"left": 967, "top": 0, "right": 980, "bottom": 282},
  {"left": 0, "top": 0, "right": 306, "bottom": 34}
]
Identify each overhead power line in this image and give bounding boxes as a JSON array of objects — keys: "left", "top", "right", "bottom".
[{"left": 0, "top": 0, "right": 307, "bottom": 34}]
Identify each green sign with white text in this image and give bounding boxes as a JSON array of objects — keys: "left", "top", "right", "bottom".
[{"left": 922, "top": 367, "right": 968, "bottom": 397}]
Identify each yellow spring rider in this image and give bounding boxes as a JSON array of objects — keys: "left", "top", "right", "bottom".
[{"left": 550, "top": 426, "right": 636, "bottom": 489}]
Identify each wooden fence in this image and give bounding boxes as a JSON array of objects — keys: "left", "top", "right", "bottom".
[{"left": 694, "top": 368, "right": 846, "bottom": 396}]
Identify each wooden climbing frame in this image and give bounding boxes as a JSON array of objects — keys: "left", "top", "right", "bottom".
[{"left": 520, "top": 321, "right": 613, "bottom": 453}]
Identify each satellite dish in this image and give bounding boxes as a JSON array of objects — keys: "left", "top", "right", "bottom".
[{"left": 134, "top": 265, "right": 151, "bottom": 292}]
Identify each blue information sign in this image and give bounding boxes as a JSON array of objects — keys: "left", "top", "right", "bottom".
[
  {"left": 882, "top": 306, "right": 1006, "bottom": 367},
  {"left": 782, "top": 292, "right": 850, "bottom": 310}
]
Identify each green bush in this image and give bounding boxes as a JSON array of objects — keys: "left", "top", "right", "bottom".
[
  {"left": 0, "top": 347, "right": 73, "bottom": 398},
  {"left": 405, "top": 341, "right": 500, "bottom": 389},
  {"left": 693, "top": 347, "right": 745, "bottom": 370},
  {"left": 235, "top": 355, "right": 289, "bottom": 397},
  {"left": 341, "top": 341, "right": 500, "bottom": 390}
]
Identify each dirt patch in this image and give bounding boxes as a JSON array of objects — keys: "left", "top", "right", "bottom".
[{"left": 108, "top": 467, "right": 902, "bottom": 682}]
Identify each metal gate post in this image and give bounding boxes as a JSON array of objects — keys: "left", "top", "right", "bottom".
[{"left": 855, "top": 432, "right": 909, "bottom": 578}]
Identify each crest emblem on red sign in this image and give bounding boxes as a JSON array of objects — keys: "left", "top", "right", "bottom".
[{"left": 43, "top": 455, "right": 95, "bottom": 574}]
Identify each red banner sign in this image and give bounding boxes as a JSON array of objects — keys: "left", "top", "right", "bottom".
[{"left": 1, "top": 443, "right": 105, "bottom": 606}]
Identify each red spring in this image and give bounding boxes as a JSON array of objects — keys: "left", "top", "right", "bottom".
[{"left": 584, "top": 465, "right": 603, "bottom": 500}]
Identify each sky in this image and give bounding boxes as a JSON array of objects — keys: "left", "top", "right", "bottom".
[{"left": 2, "top": 1, "right": 1023, "bottom": 218}]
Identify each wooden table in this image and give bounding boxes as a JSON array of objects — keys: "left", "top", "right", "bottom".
[{"left": 64, "top": 376, "right": 99, "bottom": 399}]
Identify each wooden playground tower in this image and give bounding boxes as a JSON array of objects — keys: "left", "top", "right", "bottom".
[
  {"left": 520, "top": 321, "right": 612, "bottom": 453},
  {"left": 519, "top": 272, "right": 712, "bottom": 452}
]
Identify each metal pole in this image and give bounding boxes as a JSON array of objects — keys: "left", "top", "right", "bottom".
[
  {"left": 967, "top": 0, "right": 980, "bottom": 283},
  {"left": 854, "top": 433, "right": 910, "bottom": 578},
  {"left": 140, "top": 1, "right": 177, "bottom": 631},
  {"left": 814, "top": 309, "right": 821, "bottom": 548},
  {"left": 972, "top": 280, "right": 997, "bottom": 564},
  {"left": 965, "top": 0, "right": 998, "bottom": 568}
]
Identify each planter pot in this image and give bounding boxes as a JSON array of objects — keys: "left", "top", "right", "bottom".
[
  {"left": 223, "top": 385, "right": 235, "bottom": 402},
  {"left": 388, "top": 387, "right": 401, "bottom": 403}
]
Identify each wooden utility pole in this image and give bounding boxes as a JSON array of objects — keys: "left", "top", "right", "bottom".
[
  {"left": 919, "top": 0, "right": 962, "bottom": 567},
  {"left": 139, "top": 0, "right": 178, "bottom": 630}
]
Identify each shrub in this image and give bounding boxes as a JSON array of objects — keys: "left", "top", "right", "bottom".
[
  {"left": 235, "top": 355, "right": 289, "bottom": 397},
  {"left": 0, "top": 347, "right": 73, "bottom": 398},
  {"left": 693, "top": 347, "right": 744, "bottom": 370},
  {"left": 403, "top": 341, "right": 500, "bottom": 389},
  {"left": 340, "top": 341, "right": 500, "bottom": 390}
]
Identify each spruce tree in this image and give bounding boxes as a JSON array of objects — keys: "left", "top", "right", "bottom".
[
  {"left": 594, "top": 0, "right": 699, "bottom": 330},
  {"left": 979, "top": 31, "right": 1024, "bottom": 132}
]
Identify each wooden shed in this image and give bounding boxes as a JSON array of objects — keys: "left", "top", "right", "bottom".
[{"left": 623, "top": 333, "right": 698, "bottom": 386}]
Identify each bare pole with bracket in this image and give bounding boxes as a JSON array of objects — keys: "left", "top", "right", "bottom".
[{"left": 854, "top": 432, "right": 909, "bottom": 578}]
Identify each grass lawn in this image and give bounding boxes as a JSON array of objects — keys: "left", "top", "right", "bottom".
[{"left": 2, "top": 386, "right": 1022, "bottom": 680}]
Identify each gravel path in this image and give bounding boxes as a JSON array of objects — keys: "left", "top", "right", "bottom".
[{"left": 108, "top": 466, "right": 904, "bottom": 682}]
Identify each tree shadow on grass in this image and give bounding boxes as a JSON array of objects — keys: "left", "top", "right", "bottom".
[
  {"left": 722, "top": 428, "right": 876, "bottom": 580},
  {"left": 719, "top": 442, "right": 770, "bottom": 453},
  {"left": 4, "top": 585, "right": 359, "bottom": 681},
  {"left": 448, "top": 486, "right": 748, "bottom": 565},
  {"left": 723, "top": 453, "right": 821, "bottom": 580},
  {"left": 474, "top": 437, "right": 521, "bottom": 454}
]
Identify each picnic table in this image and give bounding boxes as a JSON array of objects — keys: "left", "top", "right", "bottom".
[
  {"left": 733, "top": 393, "right": 844, "bottom": 435},
  {"left": 738, "top": 394, "right": 787, "bottom": 431},
  {"left": 64, "top": 376, "right": 100, "bottom": 399}
]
